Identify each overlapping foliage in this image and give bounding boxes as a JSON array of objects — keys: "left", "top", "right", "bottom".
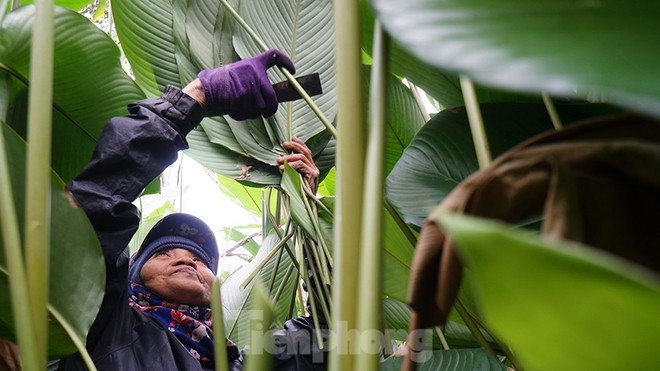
[{"left": 1, "top": 0, "right": 659, "bottom": 369}]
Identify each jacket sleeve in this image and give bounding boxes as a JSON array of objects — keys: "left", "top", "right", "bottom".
[{"left": 66, "top": 85, "right": 205, "bottom": 347}]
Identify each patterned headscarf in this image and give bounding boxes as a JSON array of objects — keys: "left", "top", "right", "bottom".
[{"left": 128, "top": 282, "right": 240, "bottom": 368}]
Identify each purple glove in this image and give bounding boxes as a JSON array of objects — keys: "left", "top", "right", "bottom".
[{"left": 198, "top": 49, "right": 296, "bottom": 120}]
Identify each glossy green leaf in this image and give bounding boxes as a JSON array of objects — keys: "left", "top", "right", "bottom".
[
  {"left": 200, "top": 116, "right": 247, "bottom": 156},
  {"left": 0, "top": 123, "right": 104, "bottom": 357},
  {"left": 221, "top": 226, "right": 261, "bottom": 257},
  {"left": 215, "top": 173, "right": 271, "bottom": 218},
  {"left": 184, "top": 127, "right": 281, "bottom": 186},
  {"left": 234, "top": 0, "right": 337, "bottom": 144},
  {"left": 281, "top": 164, "right": 318, "bottom": 240},
  {"left": 381, "top": 208, "right": 414, "bottom": 302},
  {"left": 438, "top": 213, "right": 660, "bottom": 370},
  {"left": 312, "top": 196, "right": 414, "bottom": 303},
  {"left": 385, "top": 102, "right": 619, "bottom": 229},
  {"left": 371, "top": 0, "right": 660, "bottom": 117},
  {"left": 317, "top": 167, "right": 335, "bottom": 197},
  {"left": 382, "top": 298, "right": 493, "bottom": 349},
  {"left": 0, "top": 5, "right": 144, "bottom": 181},
  {"left": 221, "top": 231, "right": 297, "bottom": 346},
  {"left": 359, "top": 0, "right": 538, "bottom": 109},
  {"left": 366, "top": 69, "right": 425, "bottom": 175},
  {"left": 112, "top": 0, "right": 299, "bottom": 186},
  {"left": 112, "top": 0, "right": 179, "bottom": 95},
  {"left": 384, "top": 293, "right": 498, "bottom": 349},
  {"left": 381, "top": 348, "right": 504, "bottom": 371}
]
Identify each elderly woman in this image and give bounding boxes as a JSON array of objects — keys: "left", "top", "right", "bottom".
[{"left": 58, "top": 50, "right": 324, "bottom": 371}]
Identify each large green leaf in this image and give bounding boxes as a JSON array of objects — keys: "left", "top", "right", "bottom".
[
  {"left": 0, "top": 5, "right": 144, "bottom": 181},
  {"left": 311, "top": 196, "right": 415, "bottom": 303},
  {"left": 234, "top": 0, "right": 337, "bottom": 145},
  {"left": 0, "top": 123, "right": 104, "bottom": 357},
  {"left": 359, "top": 0, "right": 539, "bottom": 109},
  {"left": 381, "top": 298, "right": 493, "bottom": 349},
  {"left": 385, "top": 102, "right": 620, "bottom": 229},
  {"left": 366, "top": 69, "right": 425, "bottom": 175},
  {"left": 112, "top": 0, "right": 179, "bottom": 95},
  {"left": 371, "top": 0, "right": 660, "bottom": 117},
  {"left": 438, "top": 213, "right": 660, "bottom": 370},
  {"left": 221, "top": 231, "right": 298, "bottom": 346},
  {"left": 112, "top": 0, "right": 299, "bottom": 185},
  {"left": 381, "top": 348, "right": 504, "bottom": 371},
  {"left": 281, "top": 164, "right": 318, "bottom": 240},
  {"left": 185, "top": 126, "right": 282, "bottom": 186}
]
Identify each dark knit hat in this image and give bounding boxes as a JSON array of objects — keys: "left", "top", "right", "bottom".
[{"left": 128, "top": 213, "right": 219, "bottom": 283}]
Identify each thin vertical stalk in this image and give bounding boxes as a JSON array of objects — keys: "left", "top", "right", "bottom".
[
  {"left": 212, "top": 278, "right": 229, "bottom": 371},
  {"left": 244, "top": 282, "right": 274, "bottom": 371},
  {"left": 434, "top": 327, "right": 449, "bottom": 350},
  {"left": 25, "top": 0, "right": 54, "bottom": 368},
  {"left": 454, "top": 300, "right": 495, "bottom": 355},
  {"left": 329, "top": 0, "right": 366, "bottom": 369},
  {"left": 0, "top": 127, "right": 41, "bottom": 371},
  {"left": 218, "top": 0, "right": 335, "bottom": 137},
  {"left": 240, "top": 228, "right": 295, "bottom": 289},
  {"left": 542, "top": 92, "right": 563, "bottom": 130},
  {"left": 48, "top": 306, "right": 98, "bottom": 371},
  {"left": 355, "top": 20, "right": 388, "bottom": 371},
  {"left": 271, "top": 264, "right": 295, "bottom": 304},
  {"left": 407, "top": 82, "right": 432, "bottom": 122},
  {"left": 459, "top": 76, "right": 491, "bottom": 168},
  {"left": 299, "top": 242, "right": 326, "bottom": 347}
]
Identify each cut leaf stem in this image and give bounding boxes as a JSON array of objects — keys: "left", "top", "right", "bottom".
[{"left": 459, "top": 75, "right": 491, "bottom": 168}]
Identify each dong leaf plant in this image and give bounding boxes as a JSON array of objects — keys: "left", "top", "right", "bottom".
[{"left": 1, "top": 0, "right": 659, "bottom": 370}]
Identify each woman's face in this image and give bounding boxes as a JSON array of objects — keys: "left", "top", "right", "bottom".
[{"left": 140, "top": 247, "right": 215, "bottom": 306}]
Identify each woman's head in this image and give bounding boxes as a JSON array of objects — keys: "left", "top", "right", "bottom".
[
  {"left": 139, "top": 246, "right": 215, "bottom": 305},
  {"left": 128, "top": 213, "right": 219, "bottom": 305}
]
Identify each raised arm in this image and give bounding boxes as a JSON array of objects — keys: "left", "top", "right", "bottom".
[{"left": 64, "top": 50, "right": 297, "bottom": 353}]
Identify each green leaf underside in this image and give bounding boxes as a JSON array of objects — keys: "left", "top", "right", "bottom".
[
  {"left": 438, "top": 213, "right": 660, "bottom": 370},
  {"left": 0, "top": 124, "right": 104, "bottom": 357},
  {"left": 372, "top": 0, "right": 660, "bottom": 118},
  {"left": 385, "top": 102, "right": 619, "bottom": 229},
  {"left": 221, "top": 231, "right": 297, "bottom": 346},
  {"left": 1, "top": 5, "right": 144, "bottom": 182}
]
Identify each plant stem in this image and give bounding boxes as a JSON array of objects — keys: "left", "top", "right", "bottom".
[
  {"left": 218, "top": 0, "right": 336, "bottom": 138},
  {"left": 272, "top": 263, "right": 295, "bottom": 304},
  {"left": 408, "top": 81, "right": 432, "bottom": 122},
  {"left": 48, "top": 306, "right": 98, "bottom": 371},
  {"left": 459, "top": 75, "right": 491, "bottom": 168},
  {"left": 0, "top": 128, "right": 41, "bottom": 371},
  {"left": 244, "top": 282, "right": 274, "bottom": 371},
  {"left": 384, "top": 199, "right": 418, "bottom": 248},
  {"left": 329, "top": 0, "right": 366, "bottom": 368},
  {"left": 355, "top": 20, "right": 388, "bottom": 371},
  {"left": 212, "top": 278, "right": 229, "bottom": 371},
  {"left": 542, "top": 92, "right": 563, "bottom": 130},
  {"left": 435, "top": 327, "right": 450, "bottom": 350},
  {"left": 240, "top": 228, "right": 295, "bottom": 289},
  {"left": 455, "top": 299, "right": 495, "bottom": 355},
  {"left": 298, "top": 236, "right": 325, "bottom": 347},
  {"left": 25, "top": 0, "right": 54, "bottom": 367}
]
